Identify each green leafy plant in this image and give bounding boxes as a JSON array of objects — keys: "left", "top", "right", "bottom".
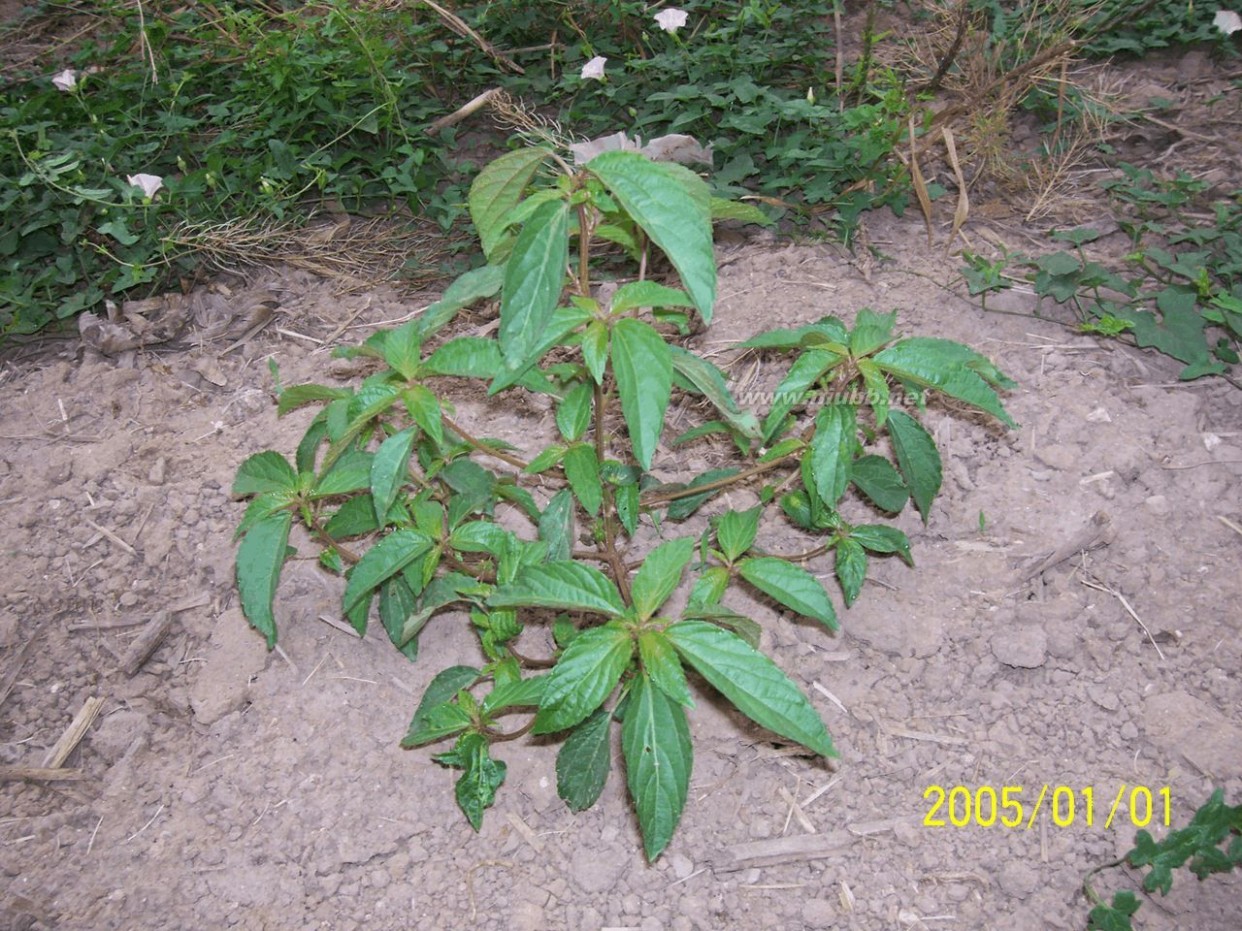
[
  {"left": 959, "top": 176, "right": 1242, "bottom": 380},
  {"left": 231, "top": 142, "right": 1015, "bottom": 859},
  {"left": 1, "top": 0, "right": 471, "bottom": 337},
  {"left": 1084, "top": 789, "right": 1242, "bottom": 931}
]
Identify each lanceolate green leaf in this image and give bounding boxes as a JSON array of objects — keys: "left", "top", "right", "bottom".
[
  {"left": 687, "top": 565, "right": 730, "bottom": 608},
  {"left": 499, "top": 199, "right": 571, "bottom": 369},
  {"left": 670, "top": 346, "right": 762, "bottom": 440},
  {"left": 379, "top": 574, "right": 420, "bottom": 658},
  {"left": 873, "top": 338, "right": 1016, "bottom": 427},
  {"left": 403, "top": 384, "right": 444, "bottom": 447},
  {"left": 715, "top": 507, "right": 760, "bottom": 563},
  {"left": 403, "top": 665, "right": 481, "bottom": 747},
  {"left": 609, "top": 280, "right": 695, "bottom": 314},
  {"left": 563, "top": 443, "right": 603, "bottom": 515},
  {"left": 611, "top": 318, "right": 672, "bottom": 470},
  {"left": 667, "top": 620, "right": 835, "bottom": 758},
  {"left": 556, "top": 382, "right": 593, "bottom": 443},
  {"left": 489, "top": 561, "right": 626, "bottom": 617},
  {"left": 588, "top": 150, "right": 716, "bottom": 322},
  {"left": 236, "top": 511, "right": 293, "bottom": 648},
  {"left": 809, "top": 404, "right": 857, "bottom": 509},
  {"left": 417, "top": 264, "right": 506, "bottom": 339},
  {"left": 557, "top": 706, "right": 613, "bottom": 812},
  {"left": 761, "top": 348, "right": 841, "bottom": 445},
  {"left": 425, "top": 336, "right": 502, "bottom": 378},
  {"left": 630, "top": 536, "right": 696, "bottom": 621},
  {"left": 834, "top": 537, "right": 868, "bottom": 607},
  {"left": 533, "top": 623, "right": 634, "bottom": 734},
  {"left": 850, "top": 524, "right": 914, "bottom": 565},
  {"left": 276, "top": 383, "right": 352, "bottom": 417},
  {"left": 638, "top": 630, "right": 694, "bottom": 707},
  {"left": 233, "top": 451, "right": 298, "bottom": 496},
  {"left": 370, "top": 426, "right": 418, "bottom": 526},
  {"left": 886, "top": 409, "right": 941, "bottom": 523},
  {"left": 848, "top": 307, "right": 897, "bottom": 357},
  {"left": 383, "top": 319, "right": 423, "bottom": 380},
  {"left": 342, "top": 529, "right": 434, "bottom": 617},
  {"left": 489, "top": 304, "right": 593, "bottom": 395},
  {"left": 469, "top": 146, "right": 553, "bottom": 261},
  {"left": 738, "top": 557, "right": 838, "bottom": 630},
  {"left": 856, "top": 358, "right": 891, "bottom": 428},
  {"left": 537, "top": 488, "right": 575, "bottom": 562},
  {"left": 850, "top": 454, "right": 909, "bottom": 513},
  {"left": 581, "top": 320, "right": 610, "bottom": 385},
  {"left": 621, "top": 672, "right": 693, "bottom": 861}
]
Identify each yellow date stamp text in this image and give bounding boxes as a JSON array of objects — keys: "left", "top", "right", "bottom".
[{"left": 922, "top": 784, "right": 1172, "bottom": 829}]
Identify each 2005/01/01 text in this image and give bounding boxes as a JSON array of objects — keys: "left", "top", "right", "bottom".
[{"left": 923, "top": 784, "right": 1172, "bottom": 830}]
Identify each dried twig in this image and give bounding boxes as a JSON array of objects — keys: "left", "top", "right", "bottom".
[
  {"left": 1014, "top": 511, "right": 1113, "bottom": 584},
  {"left": 0, "top": 766, "right": 85, "bottom": 783},
  {"left": 42, "top": 696, "right": 105, "bottom": 768}
]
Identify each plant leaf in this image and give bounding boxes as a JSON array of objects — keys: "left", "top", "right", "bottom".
[
  {"left": 630, "top": 536, "right": 696, "bottom": 621},
  {"left": 848, "top": 307, "right": 897, "bottom": 356},
  {"left": 856, "top": 358, "right": 891, "bottom": 428},
  {"left": 402, "top": 665, "right": 480, "bottom": 747},
  {"left": 532, "top": 623, "right": 634, "bottom": 734},
  {"left": 489, "top": 561, "right": 626, "bottom": 617},
  {"left": 276, "top": 383, "right": 352, "bottom": 417},
  {"left": 383, "top": 319, "right": 422, "bottom": 380},
  {"left": 638, "top": 629, "right": 694, "bottom": 707},
  {"left": 715, "top": 507, "right": 760, "bottom": 563},
  {"left": 538, "top": 488, "right": 575, "bottom": 562},
  {"left": 667, "top": 620, "right": 835, "bottom": 758},
  {"left": 609, "top": 281, "right": 696, "bottom": 314},
  {"left": 342, "top": 529, "right": 434, "bottom": 618},
  {"left": 834, "top": 537, "right": 867, "bottom": 607},
  {"left": 437, "top": 732, "right": 507, "bottom": 831},
  {"left": 379, "top": 574, "right": 420, "bottom": 658},
  {"left": 582, "top": 319, "right": 610, "bottom": 384},
  {"left": 850, "top": 454, "right": 909, "bottom": 513},
  {"left": 425, "top": 336, "right": 502, "bottom": 377},
  {"left": 761, "top": 348, "right": 841, "bottom": 445},
  {"left": 233, "top": 451, "right": 298, "bottom": 496},
  {"left": 850, "top": 524, "right": 913, "bottom": 565},
  {"left": 482, "top": 674, "right": 548, "bottom": 714},
  {"left": 873, "top": 338, "right": 1015, "bottom": 427},
  {"left": 563, "top": 443, "right": 603, "bottom": 516},
  {"left": 621, "top": 672, "right": 693, "bottom": 861},
  {"left": 556, "top": 381, "right": 594, "bottom": 443},
  {"left": 236, "top": 511, "right": 292, "bottom": 647},
  {"left": 809, "top": 403, "right": 857, "bottom": 509},
  {"left": 886, "top": 409, "right": 941, "bottom": 523},
  {"left": 556, "top": 706, "right": 613, "bottom": 812},
  {"left": 499, "top": 199, "right": 571, "bottom": 369},
  {"left": 670, "top": 346, "right": 762, "bottom": 440},
  {"left": 418, "top": 264, "right": 507, "bottom": 340},
  {"left": 469, "top": 146, "right": 552, "bottom": 261},
  {"left": 687, "top": 565, "right": 730, "bottom": 608},
  {"left": 663, "top": 467, "right": 740, "bottom": 520},
  {"left": 403, "top": 383, "right": 444, "bottom": 447},
  {"left": 370, "top": 426, "right": 418, "bottom": 526},
  {"left": 588, "top": 150, "right": 716, "bottom": 322},
  {"left": 611, "top": 318, "right": 673, "bottom": 470},
  {"left": 738, "top": 556, "right": 838, "bottom": 630}
]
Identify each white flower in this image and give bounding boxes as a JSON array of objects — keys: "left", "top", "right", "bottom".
[
  {"left": 654, "top": 8, "right": 688, "bottom": 33},
  {"left": 51, "top": 69, "right": 78, "bottom": 92},
  {"left": 580, "top": 56, "right": 607, "bottom": 81},
  {"left": 126, "top": 173, "right": 164, "bottom": 198},
  {"left": 1215, "top": 10, "right": 1242, "bottom": 35}
]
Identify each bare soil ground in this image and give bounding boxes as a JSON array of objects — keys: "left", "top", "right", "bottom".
[{"left": 2, "top": 31, "right": 1241, "bottom": 931}]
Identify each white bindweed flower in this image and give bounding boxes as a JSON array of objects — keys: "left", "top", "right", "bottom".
[
  {"left": 581, "top": 56, "right": 607, "bottom": 81},
  {"left": 1215, "top": 10, "right": 1242, "bottom": 34},
  {"left": 52, "top": 69, "right": 78, "bottom": 92},
  {"left": 654, "top": 8, "right": 688, "bottom": 33},
  {"left": 126, "top": 173, "right": 164, "bottom": 198}
]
